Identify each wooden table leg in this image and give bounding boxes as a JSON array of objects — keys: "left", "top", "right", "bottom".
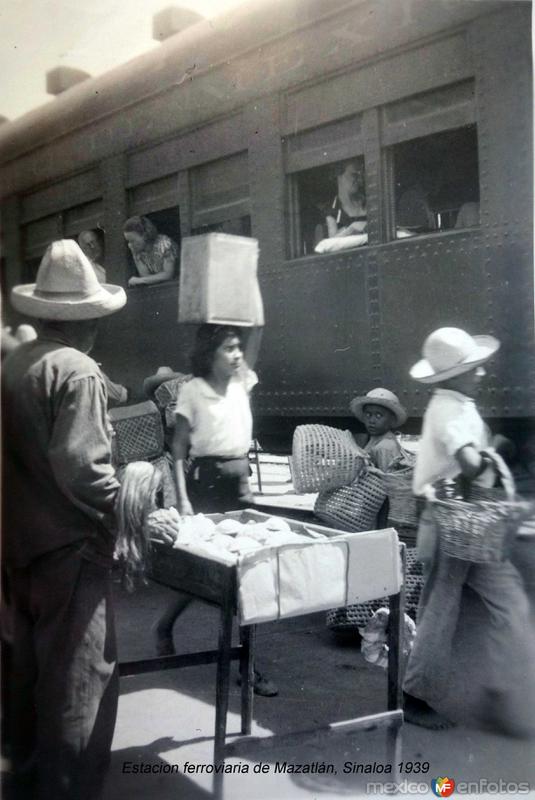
[
  {"left": 386, "top": 543, "right": 406, "bottom": 779},
  {"left": 213, "top": 588, "right": 234, "bottom": 800},
  {"left": 239, "top": 624, "right": 255, "bottom": 734}
]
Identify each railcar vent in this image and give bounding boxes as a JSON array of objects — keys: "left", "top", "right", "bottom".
[{"left": 152, "top": 6, "right": 205, "bottom": 41}]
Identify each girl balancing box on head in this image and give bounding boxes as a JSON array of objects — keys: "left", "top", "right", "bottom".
[{"left": 350, "top": 388, "right": 407, "bottom": 472}]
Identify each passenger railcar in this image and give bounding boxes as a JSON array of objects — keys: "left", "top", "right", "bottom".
[{"left": 0, "top": 0, "right": 532, "bottom": 439}]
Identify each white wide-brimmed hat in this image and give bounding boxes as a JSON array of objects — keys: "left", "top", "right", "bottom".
[
  {"left": 11, "top": 240, "right": 126, "bottom": 320},
  {"left": 410, "top": 327, "right": 500, "bottom": 384},
  {"left": 350, "top": 388, "right": 407, "bottom": 427}
]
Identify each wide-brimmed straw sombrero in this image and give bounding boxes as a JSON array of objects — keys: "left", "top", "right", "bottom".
[
  {"left": 11, "top": 240, "right": 126, "bottom": 320},
  {"left": 410, "top": 327, "right": 500, "bottom": 384},
  {"left": 143, "top": 366, "right": 186, "bottom": 397},
  {"left": 350, "top": 388, "right": 407, "bottom": 427}
]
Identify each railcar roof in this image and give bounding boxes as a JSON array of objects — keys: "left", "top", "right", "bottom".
[{"left": 0, "top": 0, "right": 511, "bottom": 167}]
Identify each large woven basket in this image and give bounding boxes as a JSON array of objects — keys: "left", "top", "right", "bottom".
[
  {"left": 314, "top": 470, "right": 386, "bottom": 532},
  {"left": 326, "top": 547, "right": 424, "bottom": 629},
  {"left": 153, "top": 374, "right": 193, "bottom": 430},
  {"left": 292, "top": 424, "right": 367, "bottom": 493},
  {"left": 383, "top": 450, "right": 418, "bottom": 528},
  {"left": 430, "top": 451, "right": 532, "bottom": 563},
  {"left": 109, "top": 401, "right": 164, "bottom": 466}
]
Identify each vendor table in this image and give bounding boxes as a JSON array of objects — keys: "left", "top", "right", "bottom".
[{"left": 119, "top": 515, "right": 406, "bottom": 799}]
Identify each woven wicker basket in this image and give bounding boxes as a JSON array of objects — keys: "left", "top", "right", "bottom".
[
  {"left": 292, "top": 424, "right": 367, "bottom": 493},
  {"left": 153, "top": 374, "right": 193, "bottom": 410},
  {"left": 326, "top": 547, "right": 424, "bottom": 629},
  {"left": 430, "top": 451, "right": 532, "bottom": 563},
  {"left": 109, "top": 401, "right": 164, "bottom": 466},
  {"left": 314, "top": 470, "right": 386, "bottom": 532}
]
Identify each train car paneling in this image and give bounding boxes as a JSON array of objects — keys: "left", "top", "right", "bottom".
[
  {"left": 471, "top": 6, "right": 532, "bottom": 231},
  {"left": 254, "top": 269, "right": 288, "bottom": 415},
  {"left": 283, "top": 32, "right": 472, "bottom": 137},
  {"left": 255, "top": 249, "right": 371, "bottom": 416},
  {"left": 469, "top": 4, "right": 535, "bottom": 416},
  {"left": 376, "top": 230, "right": 487, "bottom": 413},
  {"left": 20, "top": 169, "right": 101, "bottom": 224},
  {"left": 92, "top": 282, "right": 196, "bottom": 394},
  {"left": 127, "top": 175, "right": 179, "bottom": 217},
  {"left": 62, "top": 199, "right": 104, "bottom": 238},
  {"left": 247, "top": 95, "right": 286, "bottom": 269},
  {"left": 0, "top": 1, "right": 499, "bottom": 199},
  {"left": 126, "top": 113, "right": 247, "bottom": 189}
]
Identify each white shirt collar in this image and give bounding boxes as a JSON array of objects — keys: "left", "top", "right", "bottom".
[{"left": 433, "top": 388, "right": 475, "bottom": 404}]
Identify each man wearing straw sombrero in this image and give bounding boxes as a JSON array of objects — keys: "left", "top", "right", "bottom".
[
  {"left": 2, "top": 241, "right": 126, "bottom": 798},
  {"left": 403, "top": 327, "right": 535, "bottom": 735}
]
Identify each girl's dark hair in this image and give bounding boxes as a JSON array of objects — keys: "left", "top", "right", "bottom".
[
  {"left": 190, "top": 324, "right": 242, "bottom": 378},
  {"left": 123, "top": 215, "right": 158, "bottom": 243}
]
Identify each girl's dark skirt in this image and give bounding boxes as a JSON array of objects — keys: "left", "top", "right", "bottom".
[{"left": 187, "top": 455, "right": 253, "bottom": 513}]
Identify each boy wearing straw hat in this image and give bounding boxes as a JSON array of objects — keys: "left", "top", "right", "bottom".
[
  {"left": 2, "top": 241, "right": 127, "bottom": 798},
  {"left": 403, "top": 327, "right": 535, "bottom": 734},
  {"left": 350, "top": 387, "right": 407, "bottom": 472}
]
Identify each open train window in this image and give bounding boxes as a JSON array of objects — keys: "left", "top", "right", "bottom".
[
  {"left": 285, "top": 114, "right": 365, "bottom": 258},
  {"left": 190, "top": 152, "right": 250, "bottom": 237},
  {"left": 389, "top": 126, "right": 479, "bottom": 237},
  {"left": 288, "top": 156, "right": 367, "bottom": 258},
  {"left": 382, "top": 82, "right": 479, "bottom": 239},
  {"left": 127, "top": 175, "right": 181, "bottom": 285}
]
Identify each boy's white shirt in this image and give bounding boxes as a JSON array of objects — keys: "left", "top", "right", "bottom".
[{"left": 413, "top": 388, "right": 494, "bottom": 496}]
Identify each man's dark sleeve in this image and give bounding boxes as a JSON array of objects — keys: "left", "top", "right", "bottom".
[{"left": 48, "top": 373, "right": 119, "bottom": 527}]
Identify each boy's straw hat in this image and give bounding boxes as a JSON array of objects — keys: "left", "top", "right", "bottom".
[
  {"left": 350, "top": 388, "right": 407, "bottom": 427},
  {"left": 410, "top": 327, "right": 500, "bottom": 384},
  {"left": 11, "top": 240, "right": 126, "bottom": 320}
]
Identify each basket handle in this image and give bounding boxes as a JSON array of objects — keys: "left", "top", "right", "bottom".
[{"left": 480, "top": 448, "right": 516, "bottom": 501}]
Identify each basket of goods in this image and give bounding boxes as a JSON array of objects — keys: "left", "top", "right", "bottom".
[
  {"left": 291, "top": 424, "right": 367, "bottom": 493},
  {"left": 153, "top": 373, "right": 193, "bottom": 429},
  {"left": 314, "top": 468, "right": 386, "bottom": 532},
  {"left": 383, "top": 449, "right": 419, "bottom": 528},
  {"left": 428, "top": 450, "right": 533, "bottom": 563},
  {"left": 109, "top": 400, "right": 164, "bottom": 465}
]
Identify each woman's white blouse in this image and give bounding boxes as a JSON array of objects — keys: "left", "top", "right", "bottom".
[{"left": 174, "top": 370, "right": 257, "bottom": 458}]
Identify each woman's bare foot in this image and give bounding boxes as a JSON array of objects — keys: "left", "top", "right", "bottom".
[{"left": 403, "top": 693, "right": 455, "bottom": 730}]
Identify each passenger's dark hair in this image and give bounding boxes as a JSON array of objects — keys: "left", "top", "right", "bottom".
[
  {"left": 190, "top": 324, "right": 242, "bottom": 378},
  {"left": 123, "top": 215, "right": 158, "bottom": 243}
]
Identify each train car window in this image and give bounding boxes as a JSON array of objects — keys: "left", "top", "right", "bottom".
[
  {"left": 390, "top": 125, "right": 479, "bottom": 237},
  {"left": 285, "top": 114, "right": 365, "bottom": 258},
  {"left": 288, "top": 156, "right": 367, "bottom": 259},
  {"left": 190, "top": 152, "right": 250, "bottom": 232},
  {"left": 63, "top": 200, "right": 103, "bottom": 237},
  {"left": 127, "top": 177, "right": 181, "bottom": 284},
  {"left": 384, "top": 81, "right": 475, "bottom": 143}
]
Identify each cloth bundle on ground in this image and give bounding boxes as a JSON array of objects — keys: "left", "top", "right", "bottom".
[{"left": 359, "top": 607, "right": 416, "bottom": 669}]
